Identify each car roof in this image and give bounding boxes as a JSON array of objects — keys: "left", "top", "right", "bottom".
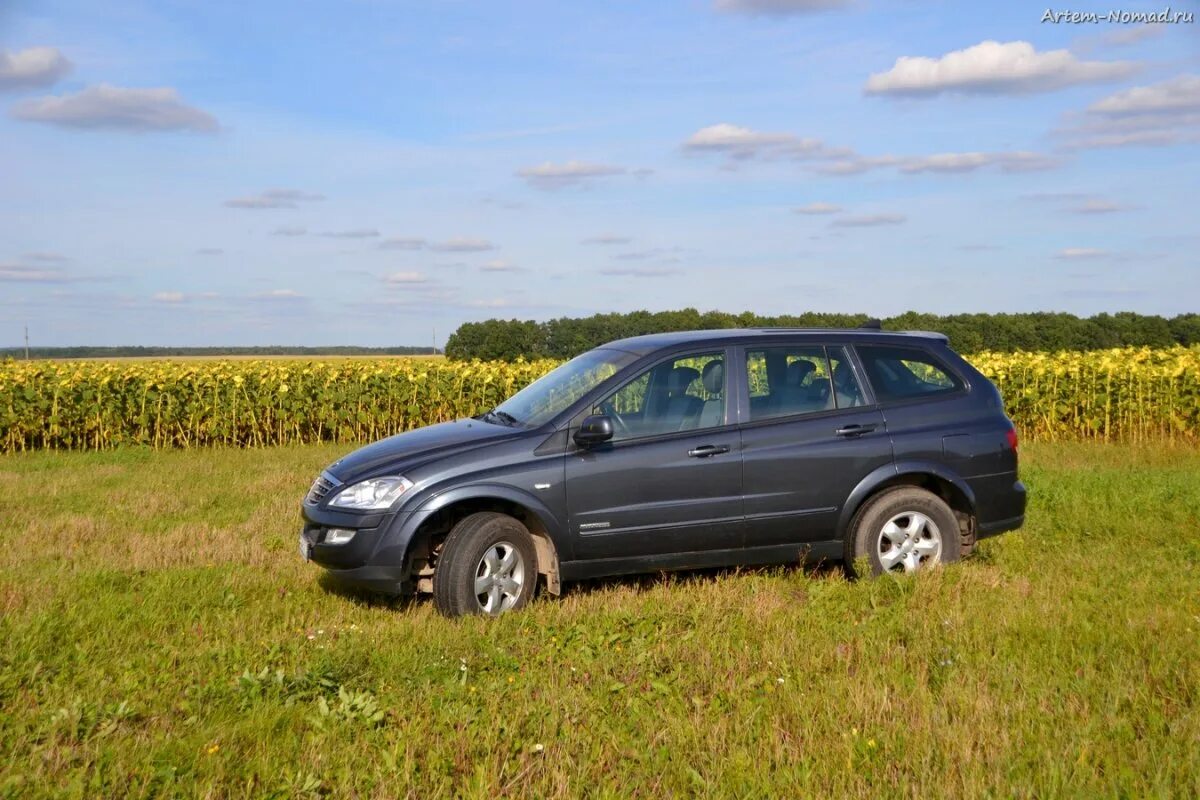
[{"left": 602, "top": 327, "right": 951, "bottom": 355}]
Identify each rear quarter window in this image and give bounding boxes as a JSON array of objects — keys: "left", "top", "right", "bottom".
[{"left": 855, "top": 345, "right": 963, "bottom": 403}]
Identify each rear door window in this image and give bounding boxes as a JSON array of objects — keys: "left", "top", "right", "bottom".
[
  {"left": 855, "top": 345, "right": 962, "bottom": 403},
  {"left": 744, "top": 344, "right": 866, "bottom": 421}
]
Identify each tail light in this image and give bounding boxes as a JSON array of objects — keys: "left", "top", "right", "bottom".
[{"left": 1005, "top": 427, "right": 1019, "bottom": 452}]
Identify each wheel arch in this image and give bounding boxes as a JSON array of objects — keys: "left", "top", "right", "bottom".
[
  {"left": 404, "top": 485, "right": 567, "bottom": 595},
  {"left": 837, "top": 461, "right": 978, "bottom": 552}
]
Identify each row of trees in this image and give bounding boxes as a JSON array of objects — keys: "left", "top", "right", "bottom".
[{"left": 445, "top": 310, "right": 1200, "bottom": 361}]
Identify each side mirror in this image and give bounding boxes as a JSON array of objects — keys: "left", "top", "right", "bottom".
[{"left": 574, "top": 414, "right": 614, "bottom": 447}]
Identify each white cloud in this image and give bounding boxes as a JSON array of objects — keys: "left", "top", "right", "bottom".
[
  {"left": 818, "top": 150, "right": 1060, "bottom": 177},
  {"left": 613, "top": 247, "right": 683, "bottom": 262},
  {"left": 1073, "top": 198, "right": 1126, "bottom": 214},
  {"left": 1088, "top": 74, "right": 1200, "bottom": 116},
  {"left": 152, "top": 291, "right": 185, "bottom": 303},
  {"left": 319, "top": 229, "right": 379, "bottom": 239},
  {"left": 581, "top": 234, "right": 633, "bottom": 245},
  {"left": 715, "top": 0, "right": 850, "bottom": 13},
  {"left": 480, "top": 260, "right": 522, "bottom": 272},
  {"left": 272, "top": 226, "right": 308, "bottom": 236},
  {"left": 516, "top": 160, "right": 629, "bottom": 189},
  {"left": 384, "top": 271, "right": 428, "bottom": 284},
  {"left": 0, "top": 47, "right": 72, "bottom": 91},
  {"left": 793, "top": 202, "right": 842, "bottom": 215},
  {"left": 865, "top": 41, "right": 1137, "bottom": 96},
  {"left": 899, "top": 151, "right": 1061, "bottom": 174},
  {"left": 253, "top": 288, "right": 303, "bottom": 299},
  {"left": 1057, "top": 74, "right": 1200, "bottom": 149},
  {"left": 23, "top": 251, "right": 69, "bottom": 263},
  {"left": 683, "top": 123, "right": 838, "bottom": 161},
  {"left": 378, "top": 237, "right": 427, "bottom": 250},
  {"left": 1055, "top": 247, "right": 1109, "bottom": 260},
  {"left": 814, "top": 155, "right": 902, "bottom": 176},
  {"left": 599, "top": 266, "right": 681, "bottom": 278},
  {"left": 431, "top": 237, "right": 495, "bottom": 252},
  {"left": 831, "top": 213, "right": 906, "bottom": 227},
  {"left": 1026, "top": 192, "right": 1133, "bottom": 214},
  {"left": 1075, "top": 25, "right": 1166, "bottom": 55},
  {"left": 225, "top": 189, "right": 324, "bottom": 209},
  {"left": 0, "top": 264, "right": 73, "bottom": 283},
  {"left": 11, "top": 83, "right": 219, "bottom": 132}
]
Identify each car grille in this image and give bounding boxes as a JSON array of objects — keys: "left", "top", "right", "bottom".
[{"left": 306, "top": 472, "right": 338, "bottom": 505}]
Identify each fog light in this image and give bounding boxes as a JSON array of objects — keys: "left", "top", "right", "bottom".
[{"left": 325, "top": 528, "right": 356, "bottom": 545}]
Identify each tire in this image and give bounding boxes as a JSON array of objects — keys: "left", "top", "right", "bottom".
[
  {"left": 848, "top": 487, "right": 961, "bottom": 577},
  {"left": 432, "top": 512, "right": 538, "bottom": 617}
]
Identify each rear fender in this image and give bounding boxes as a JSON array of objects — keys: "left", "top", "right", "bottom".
[{"left": 835, "top": 460, "right": 976, "bottom": 541}]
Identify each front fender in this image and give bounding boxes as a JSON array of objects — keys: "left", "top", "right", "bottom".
[
  {"left": 371, "top": 483, "right": 571, "bottom": 571},
  {"left": 835, "top": 460, "right": 977, "bottom": 541}
]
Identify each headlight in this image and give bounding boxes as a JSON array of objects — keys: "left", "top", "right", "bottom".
[{"left": 327, "top": 476, "right": 414, "bottom": 510}]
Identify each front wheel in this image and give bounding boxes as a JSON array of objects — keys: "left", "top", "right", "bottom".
[
  {"left": 848, "top": 487, "right": 961, "bottom": 576},
  {"left": 433, "top": 512, "right": 538, "bottom": 617}
]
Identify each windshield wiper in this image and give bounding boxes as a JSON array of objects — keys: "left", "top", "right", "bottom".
[{"left": 482, "top": 409, "right": 522, "bottom": 427}]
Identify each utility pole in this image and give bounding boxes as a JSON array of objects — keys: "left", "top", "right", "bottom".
[
  {"left": 432, "top": 325, "right": 437, "bottom": 355},
  {"left": 24, "top": 324, "right": 29, "bottom": 360}
]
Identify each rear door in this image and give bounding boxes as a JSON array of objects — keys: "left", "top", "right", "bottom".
[
  {"left": 737, "top": 342, "right": 893, "bottom": 549},
  {"left": 564, "top": 348, "right": 744, "bottom": 559}
]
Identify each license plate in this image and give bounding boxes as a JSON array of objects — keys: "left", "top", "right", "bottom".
[{"left": 299, "top": 535, "right": 312, "bottom": 561}]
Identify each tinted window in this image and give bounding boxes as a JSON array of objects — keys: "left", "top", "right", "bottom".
[
  {"left": 745, "top": 346, "right": 831, "bottom": 420},
  {"left": 827, "top": 346, "right": 867, "bottom": 409},
  {"left": 595, "top": 352, "right": 725, "bottom": 441},
  {"left": 745, "top": 345, "right": 866, "bottom": 421},
  {"left": 856, "top": 345, "right": 961, "bottom": 402},
  {"left": 495, "top": 347, "right": 639, "bottom": 427}
]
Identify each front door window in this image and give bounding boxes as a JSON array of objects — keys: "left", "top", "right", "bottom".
[{"left": 595, "top": 351, "right": 726, "bottom": 440}]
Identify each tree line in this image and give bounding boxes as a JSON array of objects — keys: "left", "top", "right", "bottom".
[{"left": 445, "top": 310, "right": 1200, "bottom": 361}]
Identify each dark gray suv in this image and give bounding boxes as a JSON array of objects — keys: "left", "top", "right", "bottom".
[{"left": 300, "top": 327, "right": 1025, "bottom": 616}]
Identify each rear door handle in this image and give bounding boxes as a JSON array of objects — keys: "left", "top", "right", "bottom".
[
  {"left": 688, "top": 444, "right": 730, "bottom": 458},
  {"left": 835, "top": 424, "right": 877, "bottom": 438}
]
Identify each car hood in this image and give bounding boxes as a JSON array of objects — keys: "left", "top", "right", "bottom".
[{"left": 325, "top": 418, "right": 529, "bottom": 482}]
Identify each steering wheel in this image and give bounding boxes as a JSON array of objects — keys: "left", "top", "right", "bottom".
[{"left": 598, "top": 400, "right": 633, "bottom": 437}]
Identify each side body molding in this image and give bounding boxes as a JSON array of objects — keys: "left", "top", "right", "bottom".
[{"left": 834, "top": 459, "right": 977, "bottom": 541}]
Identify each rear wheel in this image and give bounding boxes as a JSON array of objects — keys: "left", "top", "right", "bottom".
[
  {"left": 849, "top": 487, "right": 961, "bottom": 576},
  {"left": 433, "top": 512, "right": 538, "bottom": 617}
]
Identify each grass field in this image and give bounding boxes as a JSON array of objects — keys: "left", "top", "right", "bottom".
[{"left": 1, "top": 442, "right": 1198, "bottom": 798}]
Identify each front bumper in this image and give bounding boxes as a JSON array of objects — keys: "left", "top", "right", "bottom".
[
  {"left": 299, "top": 500, "right": 420, "bottom": 593},
  {"left": 300, "top": 519, "right": 389, "bottom": 568}
]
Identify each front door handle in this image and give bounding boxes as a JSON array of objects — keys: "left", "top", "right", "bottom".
[
  {"left": 835, "top": 424, "right": 878, "bottom": 438},
  {"left": 688, "top": 444, "right": 730, "bottom": 458}
]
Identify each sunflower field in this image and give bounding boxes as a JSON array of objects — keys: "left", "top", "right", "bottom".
[{"left": 1, "top": 347, "right": 1197, "bottom": 453}]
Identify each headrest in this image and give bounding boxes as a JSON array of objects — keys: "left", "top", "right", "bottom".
[
  {"left": 787, "top": 360, "right": 815, "bottom": 384},
  {"left": 701, "top": 360, "right": 724, "bottom": 394},
  {"left": 667, "top": 366, "right": 700, "bottom": 394},
  {"left": 833, "top": 361, "right": 854, "bottom": 389}
]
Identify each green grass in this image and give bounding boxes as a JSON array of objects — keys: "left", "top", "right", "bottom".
[{"left": 1, "top": 443, "right": 1198, "bottom": 798}]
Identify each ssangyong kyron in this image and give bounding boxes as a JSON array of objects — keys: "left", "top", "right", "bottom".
[{"left": 300, "top": 325, "right": 1026, "bottom": 616}]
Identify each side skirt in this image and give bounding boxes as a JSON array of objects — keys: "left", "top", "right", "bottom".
[{"left": 558, "top": 541, "right": 843, "bottom": 582}]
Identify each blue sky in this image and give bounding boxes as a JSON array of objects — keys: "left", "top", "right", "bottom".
[{"left": 1, "top": 0, "right": 1197, "bottom": 347}]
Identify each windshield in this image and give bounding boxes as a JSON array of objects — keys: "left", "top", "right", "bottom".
[{"left": 493, "top": 348, "right": 638, "bottom": 428}]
